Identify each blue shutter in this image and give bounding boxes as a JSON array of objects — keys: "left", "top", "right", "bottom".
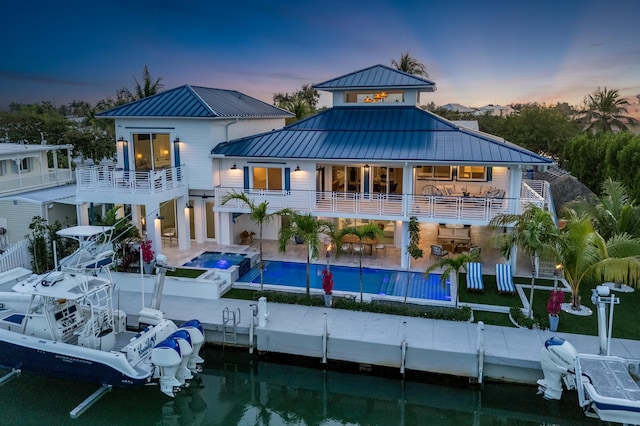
[
  {"left": 243, "top": 166, "right": 249, "bottom": 191},
  {"left": 284, "top": 168, "right": 290, "bottom": 192},
  {"left": 363, "top": 167, "right": 370, "bottom": 194},
  {"left": 486, "top": 167, "right": 492, "bottom": 181},
  {"left": 173, "top": 140, "right": 181, "bottom": 167},
  {"left": 123, "top": 143, "right": 130, "bottom": 172}
]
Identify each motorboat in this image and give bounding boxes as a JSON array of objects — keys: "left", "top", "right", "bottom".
[
  {"left": 0, "top": 227, "right": 205, "bottom": 397},
  {"left": 56, "top": 225, "right": 116, "bottom": 273},
  {"left": 538, "top": 285, "right": 640, "bottom": 424}
]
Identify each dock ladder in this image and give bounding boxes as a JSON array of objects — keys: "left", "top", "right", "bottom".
[{"left": 222, "top": 307, "right": 241, "bottom": 346}]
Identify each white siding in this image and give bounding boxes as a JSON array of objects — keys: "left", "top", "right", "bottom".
[{"left": 0, "top": 200, "right": 41, "bottom": 244}]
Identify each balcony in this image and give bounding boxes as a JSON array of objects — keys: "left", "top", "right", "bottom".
[
  {"left": 0, "top": 169, "right": 74, "bottom": 196},
  {"left": 214, "top": 180, "right": 551, "bottom": 224},
  {"left": 76, "top": 165, "right": 186, "bottom": 195}
]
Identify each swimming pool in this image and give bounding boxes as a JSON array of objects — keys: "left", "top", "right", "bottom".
[
  {"left": 237, "top": 261, "right": 450, "bottom": 301},
  {"left": 183, "top": 251, "right": 250, "bottom": 274}
]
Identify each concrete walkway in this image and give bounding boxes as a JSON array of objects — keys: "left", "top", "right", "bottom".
[{"left": 111, "top": 272, "right": 640, "bottom": 385}]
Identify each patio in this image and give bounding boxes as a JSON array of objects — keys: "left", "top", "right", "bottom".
[{"left": 160, "top": 223, "right": 534, "bottom": 278}]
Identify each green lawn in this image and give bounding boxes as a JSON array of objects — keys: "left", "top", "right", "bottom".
[{"left": 166, "top": 267, "right": 207, "bottom": 279}]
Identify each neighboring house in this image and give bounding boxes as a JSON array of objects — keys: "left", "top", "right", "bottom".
[
  {"left": 0, "top": 143, "right": 75, "bottom": 246},
  {"left": 79, "top": 85, "right": 293, "bottom": 254},
  {"left": 212, "top": 65, "right": 553, "bottom": 268},
  {"left": 441, "top": 103, "right": 476, "bottom": 113},
  {"left": 474, "top": 104, "right": 515, "bottom": 116}
]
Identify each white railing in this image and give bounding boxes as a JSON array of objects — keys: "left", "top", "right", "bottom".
[
  {"left": 76, "top": 165, "right": 186, "bottom": 194},
  {"left": 0, "top": 239, "right": 31, "bottom": 273},
  {"left": 0, "top": 169, "right": 74, "bottom": 195},
  {"left": 522, "top": 180, "right": 552, "bottom": 211},
  {"left": 214, "top": 186, "right": 548, "bottom": 223}
]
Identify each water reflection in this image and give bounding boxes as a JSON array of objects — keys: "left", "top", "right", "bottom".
[{"left": 0, "top": 348, "right": 599, "bottom": 425}]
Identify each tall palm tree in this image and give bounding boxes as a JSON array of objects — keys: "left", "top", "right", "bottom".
[
  {"left": 425, "top": 251, "right": 481, "bottom": 308},
  {"left": 340, "top": 223, "right": 384, "bottom": 302},
  {"left": 570, "top": 178, "right": 640, "bottom": 240},
  {"left": 221, "top": 191, "right": 274, "bottom": 290},
  {"left": 391, "top": 52, "right": 429, "bottom": 77},
  {"left": 489, "top": 205, "right": 562, "bottom": 318},
  {"left": 556, "top": 210, "right": 640, "bottom": 309},
  {"left": 277, "top": 210, "right": 334, "bottom": 297},
  {"left": 584, "top": 87, "right": 637, "bottom": 133},
  {"left": 119, "top": 65, "right": 164, "bottom": 102}
]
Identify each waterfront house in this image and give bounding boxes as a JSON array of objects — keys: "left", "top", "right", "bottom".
[
  {"left": 82, "top": 86, "right": 293, "bottom": 254},
  {"left": 0, "top": 143, "right": 75, "bottom": 246},
  {"left": 85, "top": 65, "right": 553, "bottom": 271}
]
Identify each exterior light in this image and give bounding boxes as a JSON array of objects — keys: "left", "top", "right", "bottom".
[
  {"left": 230, "top": 164, "right": 237, "bottom": 170},
  {"left": 364, "top": 164, "right": 369, "bottom": 169},
  {"left": 295, "top": 165, "right": 301, "bottom": 172},
  {"left": 186, "top": 203, "right": 193, "bottom": 209},
  {"left": 156, "top": 214, "right": 164, "bottom": 220},
  {"left": 174, "top": 137, "right": 180, "bottom": 144}
]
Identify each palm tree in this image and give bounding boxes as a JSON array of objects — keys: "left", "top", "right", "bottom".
[
  {"left": 425, "top": 251, "right": 481, "bottom": 308},
  {"left": 340, "top": 223, "right": 385, "bottom": 302},
  {"left": 584, "top": 87, "right": 637, "bottom": 133},
  {"left": 391, "top": 52, "right": 429, "bottom": 77},
  {"left": 119, "top": 65, "right": 164, "bottom": 102},
  {"left": 570, "top": 178, "right": 640, "bottom": 240},
  {"left": 556, "top": 211, "right": 640, "bottom": 309},
  {"left": 277, "top": 210, "right": 334, "bottom": 297},
  {"left": 489, "top": 205, "right": 562, "bottom": 318},
  {"left": 221, "top": 191, "right": 274, "bottom": 290}
]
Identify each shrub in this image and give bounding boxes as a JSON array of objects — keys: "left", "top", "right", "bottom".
[{"left": 547, "top": 289, "right": 565, "bottom": 316}]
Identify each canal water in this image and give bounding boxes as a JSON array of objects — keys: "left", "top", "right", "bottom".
[{"left": 0, "top": 348, "right": 599, "bottom": 425}]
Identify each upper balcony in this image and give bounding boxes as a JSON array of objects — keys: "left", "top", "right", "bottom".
[
  {"left": 214, "top": 180, "right": 552, "bottom": 224},
  {"left": 0, "top": 169, "right": 74, "bottom": 196},
  {"left": 76, "top": 164, "right": 187, "bottom": 195}
]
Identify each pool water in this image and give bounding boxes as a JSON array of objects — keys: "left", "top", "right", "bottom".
[
  {"left": 238, "top": 260, "right": 450, "bottom": 301},
  {"left": 183, "top": 251, "right": 249, "bottom": 271}
]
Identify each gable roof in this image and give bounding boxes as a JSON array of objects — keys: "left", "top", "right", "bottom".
[
  {"left": 212, "top": 106, "right": 552, "bottom": 165},
  {"left": 96, "top": 85, "right": 293, "bottom": 119},
  {"left": 313, "top": 64, "right": 436, "bottom": 92}
]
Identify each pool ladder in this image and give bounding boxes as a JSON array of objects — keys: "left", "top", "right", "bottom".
[{"left": 222, "top": 307, "right": 241, "bottom": 345}]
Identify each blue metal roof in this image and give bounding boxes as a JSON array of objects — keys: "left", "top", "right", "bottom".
[
  {"left": 96, "top": 85, "right": 293, "bottom": 119},
  {"left": 313, "top": 64, "right": 436, "bottom": 91},
  {"left": 212, "top": 106, "right": 553, "bottom": 166}
]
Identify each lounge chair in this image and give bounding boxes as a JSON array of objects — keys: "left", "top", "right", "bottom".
[
  {"left": 496, "top": 263, "right": 516, "bottom": 294},
  {"left": 430, "top": 244, "right": 449, "bottom": 259},
  {"left": 465, "top": 262, "right": 484, "bottom": 292}
]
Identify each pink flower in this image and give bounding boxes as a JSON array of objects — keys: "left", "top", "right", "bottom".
[
  {"left": 547, "top": 289, "right": 564, "bottom": 316},
  {"left": 141, "top": 239, "right": 155, "bottom": 264},
  {"left": 322, "top": 269, "right": 333, "bottom": 295}
]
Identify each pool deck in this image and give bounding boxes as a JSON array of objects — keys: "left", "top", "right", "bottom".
[{"left": 110, "top": 271, "right": 640, "bottom": 386}]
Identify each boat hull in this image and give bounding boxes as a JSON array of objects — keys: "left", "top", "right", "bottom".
[{"left": 0, "top": 332, "right": 149, "bottom": 388}]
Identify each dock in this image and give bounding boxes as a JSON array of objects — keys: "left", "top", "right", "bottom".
[{"left": 110, "top": 272, "right": 640, "bottom": 386}]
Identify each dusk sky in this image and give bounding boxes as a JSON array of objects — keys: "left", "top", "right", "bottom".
[{"left": 2, "top": 0, "right": 639, "bottom": 111}]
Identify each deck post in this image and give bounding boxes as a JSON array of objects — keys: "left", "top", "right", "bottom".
[
  {"left": 69, "top": 384, "right": 112, "bottom": 419},
  {"left": 249, "top": 304, "right": 256, "bottom": 354},
  {"left": 258, "top": 296, "right": 268, "bottom": 327},
  {"left": 322, "top": 313, "right": 328, "bottom": 364},
  {"left": 477, "top": 321, "right": 485, "bottom": 385},
  {"left": 400, "top": 321, "right": 407, "bottom": 375}
]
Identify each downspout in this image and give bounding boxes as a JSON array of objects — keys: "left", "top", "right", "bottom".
[{"left": 225, "top": 118, "right": 239, "bottom": 142}]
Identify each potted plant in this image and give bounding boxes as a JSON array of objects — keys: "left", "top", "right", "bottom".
[
  {"left": 547, "top": 289, "right": 564, "bottom": 332},
  {"left": 141, "top": 239, "right": 155, "bottom": 274},
  {"left": 322, "top": 268, "right": 334, "bottom": 307}
]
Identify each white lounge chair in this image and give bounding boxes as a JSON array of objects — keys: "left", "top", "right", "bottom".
[
  {"left": 465, "top": 262, "right": 484, "bottom": 292},
  {"left": 496, "top": 263, "right": 516, "bottom": 294}
]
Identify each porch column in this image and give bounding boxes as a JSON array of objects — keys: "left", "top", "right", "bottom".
[
  {"left": 194, "top": 198, "right": 205, "bottom": 243},
  {"left": 217, "top": 212, "right": 233, "bottom": 245},
  {"left": 147, "top": 203, "right": 163, "bottom": 256},
  {"left": 131, "top": 205, "right": 143, "bottom": 237},
  {"left": 76, "top": 203, "right": 90, "bottom": 225},
  {"left": 400, "top": 220, "right": 409, "bottom": 269},
  {"left": 176, "top": 196, "right": 190, "bottom": 251},
  {"left": 510, "top": 165, "right": 523, "bottom": 215}
]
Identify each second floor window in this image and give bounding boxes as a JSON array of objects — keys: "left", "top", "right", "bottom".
[
  {"left": 133, "top": 133, "right": 171, "bottom": 171},
  {"left": 253, "top": 167, "right": 282, "bottom": 190},
  {"left": 458, "top": 166, "right": 487, "bottom": 181}
]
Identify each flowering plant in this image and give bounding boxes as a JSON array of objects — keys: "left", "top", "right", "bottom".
[
  {"left": 547, "top": 289, "right": 564, "bottom": 316},
  {"left": 141, "top": 239, "right": 155, "bottom": 264},
  {"left": 321, "top": 269, "right": 333, "bottom": 295}
]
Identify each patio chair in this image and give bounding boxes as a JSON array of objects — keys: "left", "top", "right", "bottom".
[
  {"left": 162, "top": 227, "right": 176, "bottom": 246},
  {"left": 465, "top": 262, "right": 484, "bottom": 292},
  {"left": 430, "top": 244, "right": 449, "bottom": 259},
  {"left": 496, "top": 263, "right": 516, "bottom": 294}
]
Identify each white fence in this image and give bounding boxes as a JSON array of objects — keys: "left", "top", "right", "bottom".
[{"left": 0, "top": 239, "right": 32, "bottom": 273}]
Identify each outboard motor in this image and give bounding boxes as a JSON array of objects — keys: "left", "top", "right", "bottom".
[
  {"left": 151, "top": 337, "right": 182, "bottom": 397},
  {"left": 537, "top": 337, "right": 578, "bottom": 400},
  {"left": 178, "top": 320, "right": 205, "bottom": 373},
  {"left": 167, "top": 329, "right": 194, "bottom": 385}
]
